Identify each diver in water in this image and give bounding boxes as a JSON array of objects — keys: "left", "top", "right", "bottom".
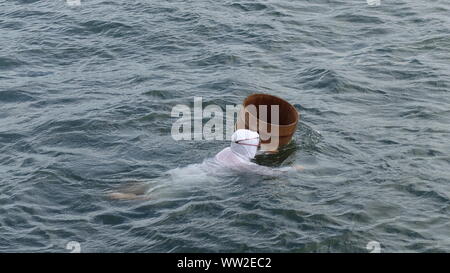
[
  {"left": 213, "top": 129, "right": 303, "bottom": 175},
  {"left": 109, "top": 129, "right": 303, "bottom": 200}
]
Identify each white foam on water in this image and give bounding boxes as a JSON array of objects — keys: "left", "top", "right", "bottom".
[
  {"left": 66, "top": 0, "right": 81, "bottom": 6},
  {"left": 367, "top": 0, "right": 381, "bottom": 6}
]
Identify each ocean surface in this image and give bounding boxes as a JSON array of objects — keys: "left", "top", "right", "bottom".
[{"left": 1, "top": 0, "right": 449, "bottom": 253}]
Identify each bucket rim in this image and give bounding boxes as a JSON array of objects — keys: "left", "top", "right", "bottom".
[{"left": 242, "top": 93, "right": 300, "bottom": 129}]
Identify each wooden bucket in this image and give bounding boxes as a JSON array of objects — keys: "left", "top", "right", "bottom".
[{"left": 236, "top": 94, "right": 299, "bottom": 152}]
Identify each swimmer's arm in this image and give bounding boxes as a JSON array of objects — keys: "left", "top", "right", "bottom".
[
  {"left": 108, "top": 192, "right": 150, "bottom": 200},
  {"left": 107, "top": 182, "right": 152, "bottom": 200},
  {"left": 245, "top": 162, "right": 304, "bottom": 177}
]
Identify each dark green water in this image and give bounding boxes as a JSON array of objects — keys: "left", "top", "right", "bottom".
[{"left": 1, "top": 0, "right": 449, "bottom": 252}]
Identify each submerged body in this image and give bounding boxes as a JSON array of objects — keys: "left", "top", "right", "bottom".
[{"left": 109, "top": 129, "right": 300, "bottom": 200}]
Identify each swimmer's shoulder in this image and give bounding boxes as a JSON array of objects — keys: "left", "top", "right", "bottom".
[{"left": 215, "top": 147, "right": 232, "bottom": 159}]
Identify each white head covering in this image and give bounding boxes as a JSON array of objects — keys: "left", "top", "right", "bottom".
[{"left": 230, "top": 129, "right": 260, "bottom": 160}]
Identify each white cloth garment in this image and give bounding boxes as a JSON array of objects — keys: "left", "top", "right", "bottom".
[
  {"left": 111, "top": 129, "right": 293, "bottom": 199},
  {"left": 209, "top": 129, "right": 292, "bottom": 176}
]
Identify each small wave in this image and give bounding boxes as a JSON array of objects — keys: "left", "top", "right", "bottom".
[
  {"left": 0, "top": 90, "right": 36, "bottom": 103},
  {"left": 66, "top": 19, "right": 139, "bottom": 38},
  {"left": 0, "top": 57, "right": 27, "bottom": 71},
  {"left": 142, "top": 90, "right": 175, "bottom": 100},
  {"left": 333, "top": 13, "right": 385, "bottom": 24},
  {"left": 229, "top": 2, "right": 268, "bottom": 12}
]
